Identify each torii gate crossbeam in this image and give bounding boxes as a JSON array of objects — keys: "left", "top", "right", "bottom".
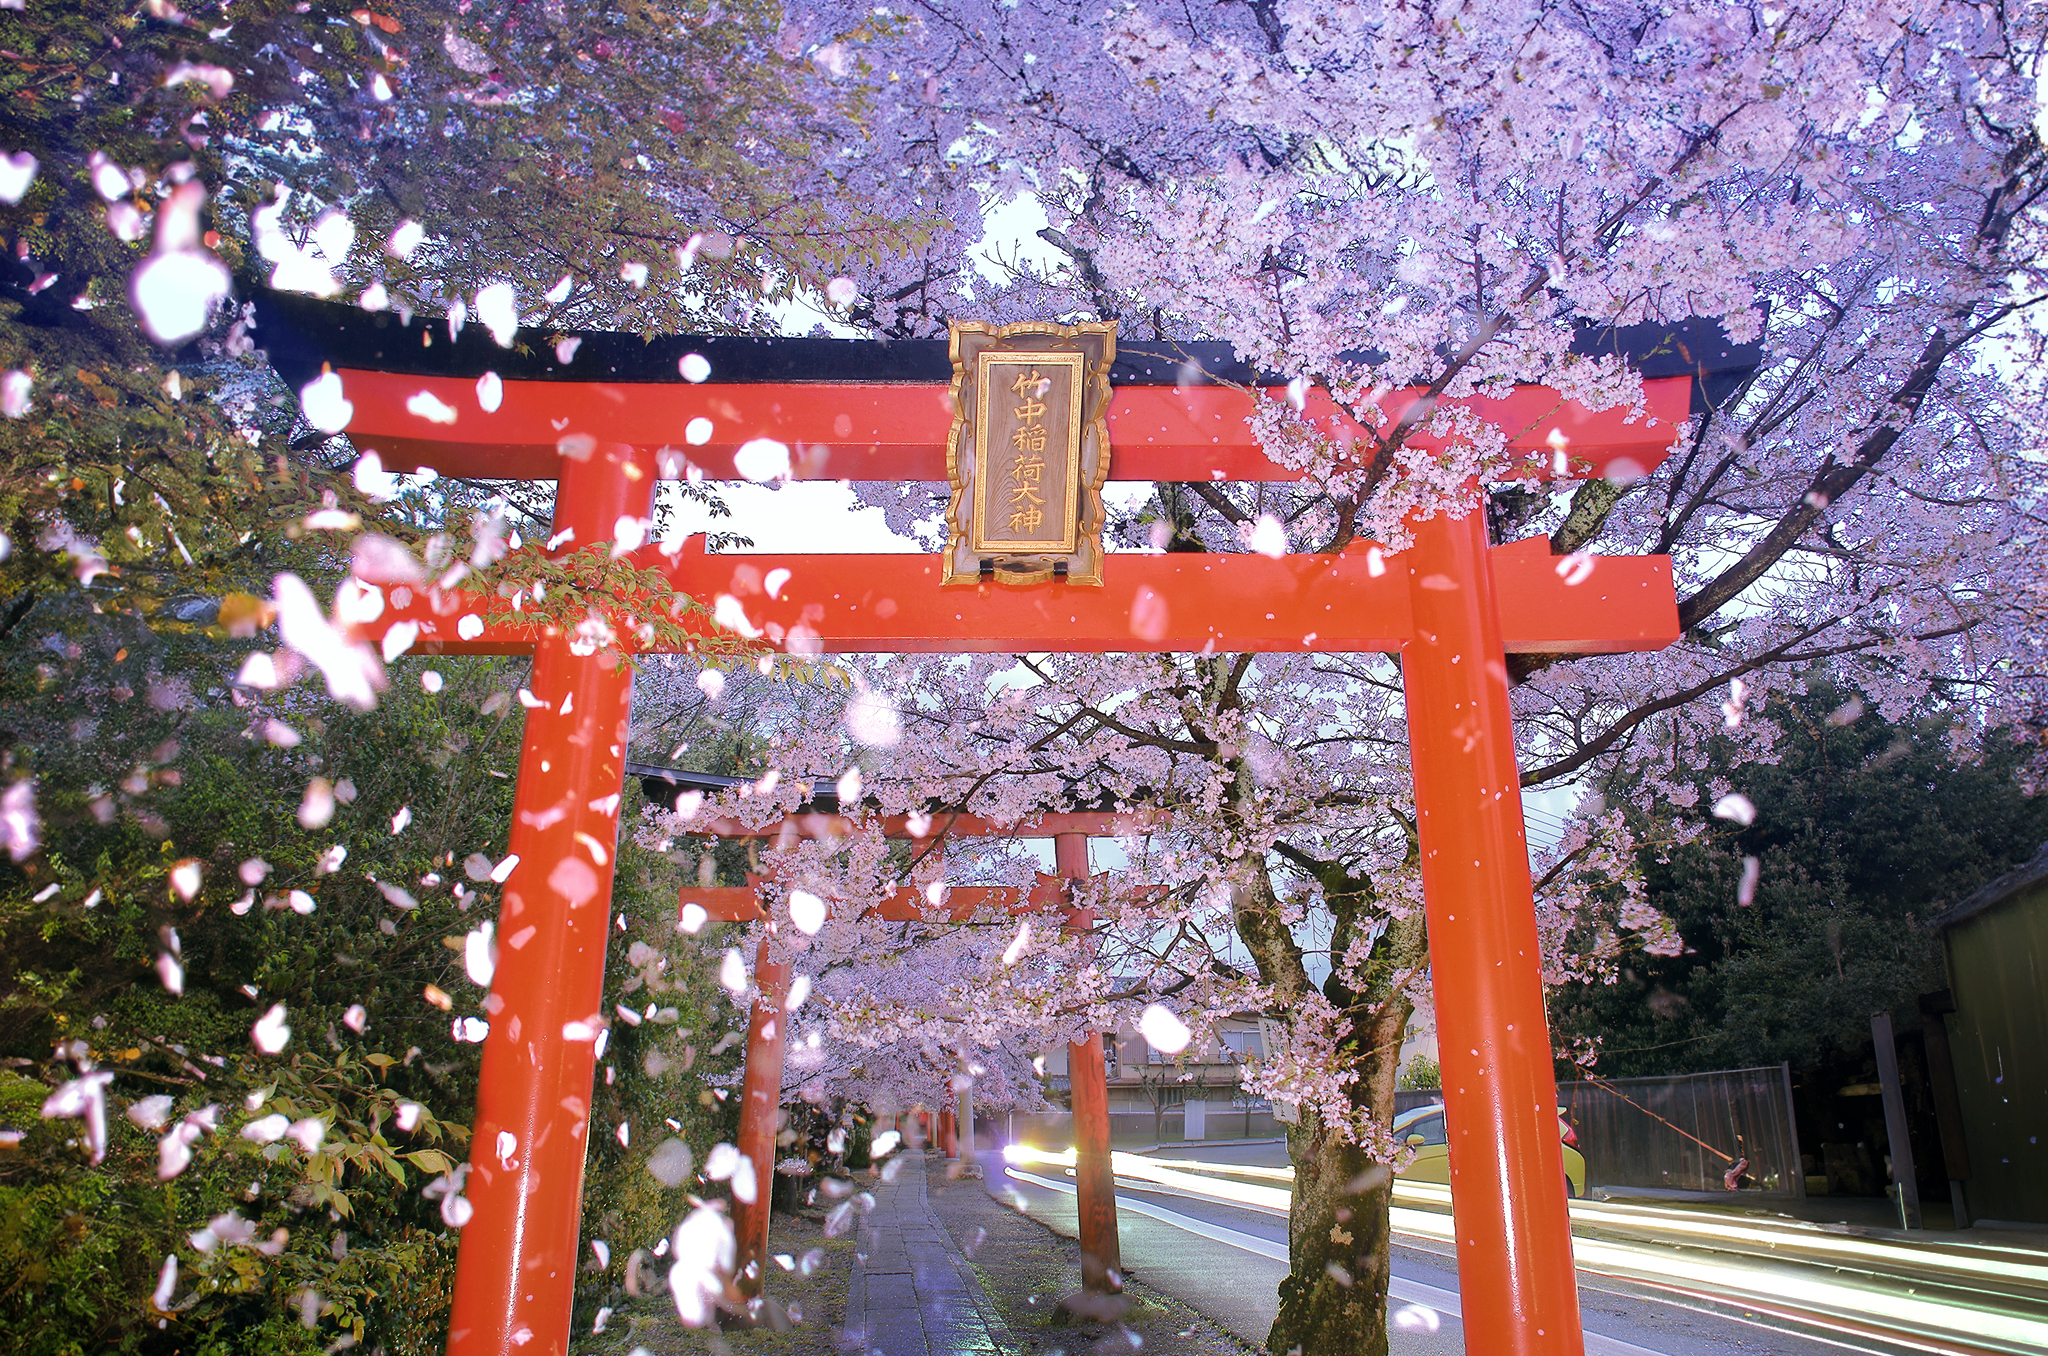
[{"left": 255, "top": 292, "right": 1757, "bottom": 1356}]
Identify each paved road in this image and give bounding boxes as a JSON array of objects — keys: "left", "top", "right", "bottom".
[{"left": 997, "top": 1166, "right": 1942, "bottom": 1356}]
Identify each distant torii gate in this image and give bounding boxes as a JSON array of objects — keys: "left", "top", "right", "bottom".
[
  {"left": 640, "top": 784, "right": 1152, "bottom": 1299},
  {"left": 259, "top": 291, "right": 1753, "bottom": 1356}
]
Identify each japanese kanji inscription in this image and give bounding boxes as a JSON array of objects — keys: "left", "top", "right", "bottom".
[{"left": 944, "top": 319, "right": 1115, "bottom": 586}]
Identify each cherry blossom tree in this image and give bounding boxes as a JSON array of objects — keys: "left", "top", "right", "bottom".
[{"left": 698, "top": 3, "right": 2048, "bottom": 1351}]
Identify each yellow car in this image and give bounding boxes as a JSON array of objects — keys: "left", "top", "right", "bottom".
[{"left": 1393, "top": 1103, "right": 1587, "bottom": 1200}]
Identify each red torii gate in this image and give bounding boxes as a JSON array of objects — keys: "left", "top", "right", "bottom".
[
  {"left": 258, "top": 292, "right": 1752, "bottom": 1356},
  {"left": 651, "top": 798, "right": 1150, "bottom": 1299}
]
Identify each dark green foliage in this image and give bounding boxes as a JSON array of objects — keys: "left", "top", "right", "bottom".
[
  {"left": 0, "top": 621, "right": 751, "bottom": 1353},
  {"left": 1550, "top": 682, "right": 2048, "bottom": 1077}
]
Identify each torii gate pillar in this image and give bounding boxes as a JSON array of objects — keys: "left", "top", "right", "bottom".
[
  {"left": 1059, "top": 832, "right": 1122, "bottom": 1293},
  {"left": 732, "top": 937, "right": 790, "bottom": 1299},
  {"left": 1401, "top": 508, "right": 1582, "bottom": 1356},
  {"left": 447, "top": 445, "right": 656, "bottom": 1356}
]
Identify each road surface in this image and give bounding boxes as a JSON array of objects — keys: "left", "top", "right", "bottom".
[{"left": 998, "top": 1163, "right": 2010, "bottom": 1356}]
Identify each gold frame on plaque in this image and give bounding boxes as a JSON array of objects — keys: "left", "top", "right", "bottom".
[{"left": 943, "top": 319, "right": 1116, "bottom": 587}]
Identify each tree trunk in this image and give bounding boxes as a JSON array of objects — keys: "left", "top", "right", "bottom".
[
  {"left": 1222, "top": 732, "right": 1428, "bottom": 1356},
  {"left": 1264, "top": 904, "right": 1425, "bottom": 1356},
  {"left": 1265, "top": 980, "right": 1413, "bottom": 1356}
]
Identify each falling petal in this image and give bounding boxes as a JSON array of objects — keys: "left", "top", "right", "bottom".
[
  {"left": 128, "top": 1095, "right": 175, "bottom": 1130},
  {"left": 647, "top": 1137, "right": 694, "bottom": 1187},
  {"left": 1605, "top": 457, "right": 1647, "bottom": 487},
  {"left": 477, "top": 370, "right": 503, "bottom": 413},
  {"left": 1555, "top": 552, "right": 1596, "bottom": 586},
  {"left": 1139, "top": 1003, "right": 1192, "bottom": 1055},
  {"left": 40, "top": 1071, "right": 114, "bottom": 1162},
  {"left": 406, "top": 391, "right": 458, "bottom": 425},
  {"left": 666, "top": 1206, "right": 735, "bottom": 1327},
  {"left": 464, "top": 922, "right": 496, "bottom": 988},
  {"left": 719, "top": 949, "right": 747, "bottom": 993},
  {"left": 844, "top": 690, "right": 900, "bottom": 748},
  {"left": 679, "top": 353, "right": 710, "bottom": 383},
  {"left": 169, "top": 858, "right": 203, "bottom": 902},
  {"left": 1, "top": 369, "right": 31, "bottom": 418},
  {"left": 1712, "top": 793, "right": 1757, "bottom": 827},
  {"left": 301, "top": 372, "right": 354, "bottom": 433},
  {"left": 1247, "top": 514, "right": 1287, "bottom": 558},
  {"left": 130, "top": 184, "right": 231, "bottom": 345},
  {"left": 733, "top": 438, "right": 791, "bottom": 483},
  {"left": 349, "top": 453, "right": 400, "bottom": 505},
  {"left": 343, "top": 1003, "right": 367, "bottom": 1033},
  {"left": 1721, "top": 677, "right": 1750, "bottom": 728},
  {"left": 152, "top": 1255, "right": 178, "bottom": 1311},
  {"left": 273, "top": 573, "right": 385, "bottom": 711},
  {"left": 158, "top": 1120, "right": 203, "bottom": 1179},
  {"left": 0, "top": 151, "right": 36, "bottom": 204},
  {"left": 352, "top": 533, "right": 427, "bottom": 584},
  {"left": 1129, "top": 584, "right": 1169, "bottom": 642},
  {"left": 298, "top": 778, "right": 336, "bottom": 829},
  {"left": 251, "top": 1003, "right": 291, "bottom": 1054},
  {"left": 1737, "top": 855, "right": 1761, "bottom": 907},
  {"left": 705, "top": 1142, "right": 740, "bottom": 1180},
  {"left": 383, "top": 622, "right": 420, "bottom": 663},
  {"left": 2, "top": 779, "right": 41, "bottom": 861},
  {"left": 473, "top": 282, "right": 517, "bottom": 346},
  {"left": 685, "top": 416, "right": 713, "bottom": 445},
  {"left": 241, "top": 1113, "right": 289, "bottom": 1144},
  {"left": 789, "top": 890, "right": 827, "bottom": 935}
]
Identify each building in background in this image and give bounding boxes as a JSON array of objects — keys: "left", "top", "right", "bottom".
[{"left": 1933, "top": 843, "right": 2048, "bottom": 1228}]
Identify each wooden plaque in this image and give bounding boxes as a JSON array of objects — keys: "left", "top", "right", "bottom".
[{"left": 944, "top": 320, "right": 1115, "bottom": 586}]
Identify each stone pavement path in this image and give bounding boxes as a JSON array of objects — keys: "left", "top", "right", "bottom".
[{"left": 836, "top": 1152, "right": 1016, "bottom": 1356}]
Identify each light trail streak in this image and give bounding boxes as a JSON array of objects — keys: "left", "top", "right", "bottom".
[
  {"left": 1007, "top": 1166, "right": 1668, "bottom": 1356},
  {"left": 999, "top": 1145, "right": 2048, "bottom": 1355}
]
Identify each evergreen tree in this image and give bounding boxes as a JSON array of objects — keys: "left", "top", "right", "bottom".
[{"left": 1550, "top": 682, "right": 2048, "bottom": 1077}]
